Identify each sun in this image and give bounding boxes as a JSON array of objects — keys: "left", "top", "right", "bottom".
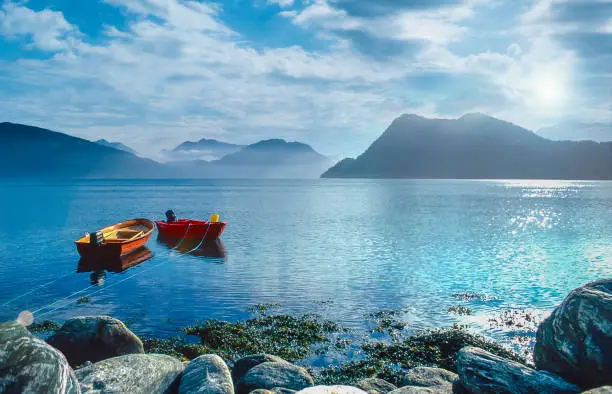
[{"left": 529, "top": 68, "right": 569, "bottom": 109}]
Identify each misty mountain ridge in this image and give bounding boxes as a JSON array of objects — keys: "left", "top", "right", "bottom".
[
  {"left": 537, "top": 121, "right": 612, "bottom": 142},
  {"left": 0, "top": 122, "right": 167, "bottom": 178},
  {"left": 162, "top": 137, "right": 244, "bottom": 161},
  {"left": 169, "top": 138, "right": 332, "bottom": 178},
  {"left": 322, "top": 113, "right": 612, "bottom": 180},
  {"left": 0, "top": 122, "right": 331, "bottom": 179},
  {"left": 95, "top": 139, "right": 139, "bottom": 155}
]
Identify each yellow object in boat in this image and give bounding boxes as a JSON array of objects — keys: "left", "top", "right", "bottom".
[{"left": 210, "top": 213, "right": 220, "bottom": 223}]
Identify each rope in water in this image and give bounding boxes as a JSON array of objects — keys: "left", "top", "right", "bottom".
[
  {"left": 30, "top": 220, "right": 212, "bottom": 319},
  {"left": 35, "top": 257, "right": 173, "bottom": 319},
  {"left": 0, "top": 271, "right": 76, "bottom": 307}
]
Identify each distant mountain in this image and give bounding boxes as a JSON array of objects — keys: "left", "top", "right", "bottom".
[
  {"left": 95, "top": 139, "right": 138, "bottom": 155},
  {"left": 322, "top": 113, "right": 612, "bottom": 180},
  {"left": 537, "top": 121, "right": 611, "bottom": 142},
  {"left": 0, "top": 123, "right": 168, "bottom": 178},
  {"left": 204, "top": 139, "right": 332, "bottom": 178},
  {"left": 162, "top": 138, "right": 244, "bottom": 161}
]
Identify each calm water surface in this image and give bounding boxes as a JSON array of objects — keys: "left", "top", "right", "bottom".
[{"left": 1, "top": 179, "right": 611, "bottom": 353}]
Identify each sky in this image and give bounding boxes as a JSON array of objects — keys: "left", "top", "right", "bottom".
[{"left": 0, "top": 0, "right": 610, "bottom": 159}]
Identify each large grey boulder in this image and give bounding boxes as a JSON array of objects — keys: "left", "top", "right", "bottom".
[
  {"left": 76, "top": 353, "right": 184, "bottom": 394},
  {"left": 583, "top": 388, "right": 612, "bottom": 394},
  {"left": 179, "top": 354, "right": 233, "bottom": 394},
  {"left": 534, "top": 279, "right": 612, "bottom": 389},
  {"left": 47, "top": 316, "right": 144, "bottom": 366},
  {"left": 271, "top": 388, "right": 298, "bottom": 394},
  {"left": 457, "top": 346, "right": 580, "bottom": 394},
  {"left": 356, "top": 378, "right": 397, "bottom": 394},
  {"left": 296, "top": 387, "right": 367, "bottom": 394},
  {"left": 232, "top": 354, "right": 286, "bottom": 383},
  {"left": 388, "top": 388, "right": 443, "bottom": 394},
  {"left": 401, "top": 367, "right": 457, "bottom": 389},
  {"left": 237, "top": 361, "right": 314, "bottom": 394},
  {"left": 0, "top": 321, "right": 80, "bottom": 393}
]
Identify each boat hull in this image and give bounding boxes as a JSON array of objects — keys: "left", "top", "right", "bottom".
[
  {"left": 75, "top": 218, "right": 154, "bottom": 260},
  {"left": 155, "top": 219, "right": 226, "bottom": 242}
]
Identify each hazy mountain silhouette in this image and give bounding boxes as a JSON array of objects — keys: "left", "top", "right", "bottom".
[
  {"left": 0, "top": 123, "right": 167, "bottom": 178},
  {"left": 322, "top": 113, "right": 612, "bottom": 180},
  {"left": 182, "top": 139, "right": 333, "bottom": 178},
  {"left": 95, "top": 139, "right": 138, "bottom": 155},
  {"left": 162, "top": 138, "right": 244, "bottom": 161},
  {"left": 537, "top": 121, "right": 612, "bottom": 142}
]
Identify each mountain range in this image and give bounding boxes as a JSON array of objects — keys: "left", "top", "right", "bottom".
[
  {"left": 0, "top": 122, "right": 331, "bottom": 179},
  {"left": 0, "top": 122, "right": 165, "bottom": 178},
  {"left": 322, "top": 113, "right": 612, "bottom": 180},
  {"left": 537, "top": 121, "right": 611, "bottom": 142},
  {"left": 95, "top": 139, "right": 139, "bottom": 155},
  {"left": 3, "top": 115, "right": 611, "bottom": 180},
  {"left": 162, "top": 138, "right": 244, "bottom": 162}
]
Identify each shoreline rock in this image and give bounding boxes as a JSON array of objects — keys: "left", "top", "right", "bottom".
[
  {"left": 47, "top": 316, "right": 144, "bottom": 366},
  {"left": 534, "top": 278, "right": 612, "bottom": 389},
  {"left": 237, "top": 361, "right": 314, "bottom": 394},
  {"left": 179, "top": 354, "right": 234, "bottom": 394},
  {"left": 0, "top": 321, "right": 80, "bottom": 394},
  {"left": 457, "top": 346, "right": 580, "bottom": 393},
  {"left": 76, "top": 353, "right": 184, "bottom": 394}
]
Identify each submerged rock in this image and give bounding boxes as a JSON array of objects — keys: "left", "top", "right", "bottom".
[
  {"left": 0, "top": 321, "right": 80, "bottom": 393},
  {"left": 401, "top": 367, "right": 457, "bottom": 389},
  {"left": 237, "top": 361, "right": 314, "bottom": 394},
  {"left": 457, "top": 346, "right": 580, "bottom": 394},
  {"left": 47, "top": 316, "right": 144, "bottom": 366},
  {"left": 356, "top": 378, "right": 397, "bottom": 394},
  {"left": 534, "top": 279, "right": 612, "bottom": 389},
  {"left": 76, "top": 353, "right": 184, "bottom": 394},
  {"left": 232, "top": 354, "right": 287, "bottom": 383},
  {"left": 179, "top": 354, "right": 233, "bottom": 394},
  {"left": 296, "top": 386, "right": 367, "bottom": 394}
]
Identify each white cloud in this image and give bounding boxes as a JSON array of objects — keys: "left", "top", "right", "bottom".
[
  {"left": 0, "top": 2, "right": 80, "bottom": 51},
  {"left": 267, "top": 0, "right": 295, "bottom": 8},
  {"left": 0, "top": 0, "right": 608, "bottom": 157},
  {"left": 283, "top": 0, "right": 474, "bottom": 44}
]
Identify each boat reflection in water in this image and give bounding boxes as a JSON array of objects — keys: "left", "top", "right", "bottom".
[
  {"left": 157, "top": 233, "right": 227, "bottom": 262},
  {"left": 77, "top": 247, "right": 154, "bottom": 285}
]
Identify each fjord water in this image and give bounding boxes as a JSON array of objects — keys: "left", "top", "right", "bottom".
[{"left": 1, "top": 179, "right": 611, "bottom": 351}]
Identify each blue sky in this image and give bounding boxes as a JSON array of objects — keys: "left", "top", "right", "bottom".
[{"left": 0, "top": 0, "right": 610, "bottom": 158}]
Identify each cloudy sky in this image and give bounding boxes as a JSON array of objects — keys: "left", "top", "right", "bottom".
[{"left": 0, "top": 0, "right": 610, "bottom": 158}]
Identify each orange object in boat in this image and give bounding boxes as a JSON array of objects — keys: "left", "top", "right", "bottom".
[{"left": 75, "top": 218, "right": 154, "bottom": 260}]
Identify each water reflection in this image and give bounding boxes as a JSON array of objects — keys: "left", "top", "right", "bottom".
[
  {"left": 157, "top": 233, "right": 227, "bottom": 261},
  {"left": 77, "top": 247, "right": 154, "bottom": 285}
]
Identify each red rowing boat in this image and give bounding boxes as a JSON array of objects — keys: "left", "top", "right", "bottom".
[{"left": 155, "top": 219, "right": 227, "bottom": 242}]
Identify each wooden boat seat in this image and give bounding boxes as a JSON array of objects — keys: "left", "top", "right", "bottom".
[{"left": 103, "top": 229, "right": 144, "bottom": 243}]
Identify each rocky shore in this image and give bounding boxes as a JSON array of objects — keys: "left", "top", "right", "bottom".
[{"left": 1, "top": 279, "right": 611, "bottom": 393}]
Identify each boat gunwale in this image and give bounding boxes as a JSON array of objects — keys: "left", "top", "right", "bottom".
[{"left": 75, "top": 218, "right": 155, "bottom": 245}]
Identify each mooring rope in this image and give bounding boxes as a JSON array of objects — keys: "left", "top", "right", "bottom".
[
  {"left": 35, "top": 257, "right": 172, "bottom": 319},
  {"left": 21, "top": 220, "right": 215, "bottom": 320},
  {"left": 183, "top": 222, "right": 212, "bottom": 254},
  {"left": 0, "top": 271, "right": 76, "bottom": 307},
  {"left": 170, "top": 223, "right": 192, "bottom": 251}
]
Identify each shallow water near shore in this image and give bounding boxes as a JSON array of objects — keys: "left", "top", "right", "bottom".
[{"left": 1, "top": 179, "right": 611, "bottom": 355}]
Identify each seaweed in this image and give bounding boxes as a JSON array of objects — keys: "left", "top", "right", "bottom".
[{"left": 27, "top": 319, "right": 61, "bottom": 334}]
